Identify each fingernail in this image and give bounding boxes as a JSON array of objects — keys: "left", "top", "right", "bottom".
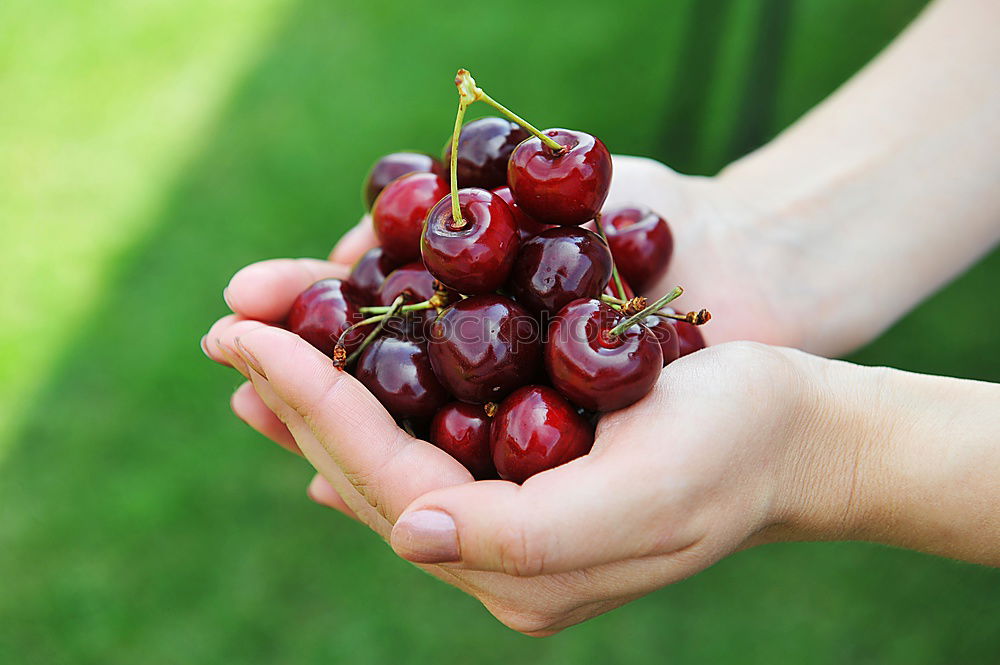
[
  {"left": 233, "top": 337, "right": 268, "bottom": 379},
  {"left": 223, "top": 287, "right": 235, "bottom": 311},
  {"left": 392, "top": 510, "right": 460, "bottom": 563},
  {"left": 214, "top": 339, "right": 249, "bottom": 378},
  {"left": 199, "top": 334, "right": 211, "bottom": 358}
]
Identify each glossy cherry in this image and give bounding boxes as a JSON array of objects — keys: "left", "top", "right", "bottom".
[
  {"left": 491, "top": 186, "right": 552, "bottom": 241},
  {"left": 507, "top": 128, "right": 612, "bottom": 226},
  {"left": 490, "top": 385, "right": 594, "bottom": 483},
  {"left": 602, "top": 205, "right": 673, "bottom": 293},
  {"left": 509, "top": 227, "right": 613, "bottom": 315},
  {"left": 286, "top": 278, "right": 368, "bottom": 358},
  {"left": 363, "top": 152, "right": 444, "bottom": 210},
  {"left": 372, "top": 172, "right": 449, "bottom": 264},
  {"left": 429, "top": 402, "right": 496, "bottom": 479},
  {"left": 354, "top": 336, "right": 450, "bottom": 420},
  {"left": 546, "top": 299, "right": 662, "bottom": 411},
  {"left": 421, "top": 188, "right": 519, "bottom": 294},
  {"left": 347, "top": 247, "right": 397, "bottom": 301},
  {"left": 376, "top": 262, "right": 439, "bottom": 339},
  {"left": 427, "top": 295, "right": 541, "bottom": 403},
  {"left": 442, "top": 117, "right": 529, "bottom": 190},
  {"left": 642, "top": 314, "right": 681, "bottom": 366},
  {"left": 676, "top": 321, "right": 707, "bottom": 357}
]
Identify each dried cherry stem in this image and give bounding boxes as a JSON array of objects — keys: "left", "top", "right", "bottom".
[
  {"left": 593, "top": 214, "right": 627, "bottom": 300},
  {"left": 333, "top": 295, "right": 405, "bottom": 368},
  {"left": 600, "top": 293, "right": 710, "bottom": 325},
  {"left": 607, "top": 287, "right": 684, "bottom": 338},
  {"left": 455, "top": 69, "right": 565, "bottom": 154},
  {"left": 656, "top": 309, "right": 712, "bottom": 325}
]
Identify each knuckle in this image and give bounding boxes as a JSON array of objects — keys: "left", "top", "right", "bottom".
[{"left": 494, "top": 522, "right": 547, "bottom": 578}]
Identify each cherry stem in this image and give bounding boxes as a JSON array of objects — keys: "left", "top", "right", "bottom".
[
  {"left": 655, "top": 308, "right": 712, "bottom": 325},
  {"left": 455, "top": 69, "right": 565, "bottom": 154},
  {"left": 593, "top": 214, "right": 626, "bottom": 299},
  {"left": 359, "top": 300, "right": 436, "bottom": 315},
  {"left": 449, "top": 93, "right": 469, "bottom": 228},
  {"left": 336, "top": 295, "right": 405, "bottom": 367},
  {"left": 607, "top": 287, "right": 684, "bottom": 337}
]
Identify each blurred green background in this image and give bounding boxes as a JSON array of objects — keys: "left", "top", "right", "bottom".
[{"left": 2, "top": 0, "right": 998, "bottom": 663}]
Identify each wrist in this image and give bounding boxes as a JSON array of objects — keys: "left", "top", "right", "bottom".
[{"left": 762, "top": 355, "right": 1000, "bottom": 565}]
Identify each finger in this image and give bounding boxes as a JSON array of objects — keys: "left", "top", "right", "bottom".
[
  {"left": 307, "top": 473, "right": 359, "bottom": 521},
  {"left": 227, "top": 324, "right": 472, "bottom": 525},
  {"left": 203, "top": 314, "right": 255, "bottom": 371},
  {"left": 230, "top": 381, "right": 300, "bottom": 455},
  {"left": 224, "top": 258, "right": 350, "bottom": 322},
  {"left": 389, "top": 447, "right": 701, "bottom": 575},
  {"left": 328, "top": 216, "right": 376, "bottom": 265}
]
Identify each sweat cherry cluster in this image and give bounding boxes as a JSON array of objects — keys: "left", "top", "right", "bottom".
[{"left": 286, "top": 70, "right": 709, "bottom": 483}]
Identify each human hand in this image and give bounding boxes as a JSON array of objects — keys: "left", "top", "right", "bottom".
[{"left": 205, "top": 285, "right": 878, "bottom": 634}]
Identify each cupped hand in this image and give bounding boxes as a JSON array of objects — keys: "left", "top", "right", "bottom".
[{"left": 200, "top": 155, "right": 853, "bottom": 634}]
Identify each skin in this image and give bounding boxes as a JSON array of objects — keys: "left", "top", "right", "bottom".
[{"left": 203, "top": 0, "right": 1000, "bottom": 636}]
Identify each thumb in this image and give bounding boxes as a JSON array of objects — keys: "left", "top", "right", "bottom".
[{"left": 389, "top": 450, "right": 698, "bottom": 575}]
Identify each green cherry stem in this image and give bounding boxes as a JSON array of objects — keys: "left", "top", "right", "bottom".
[
  {"left": 455, "top": 69, "right": 565, "bottom": 154},
  {"left": 336, "top": 295, "right": 406, "bottom": 367},
  {"left": 359, "top": 301, "right": 436, "bottom": 315},
  {"left": 448, "top": 82, "right": 471, "bottom": 227},
  {"left": 594, "top": 214, "right": 627, "bottom": 299},
  {"left": 607, "top": 287, "right": 684, "bottom": 338}
]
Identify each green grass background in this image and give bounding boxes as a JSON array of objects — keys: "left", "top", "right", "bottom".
[{"left": 2, "top": 0, "right": 998, "bottom": 663}]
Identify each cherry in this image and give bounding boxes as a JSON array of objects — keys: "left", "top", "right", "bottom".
[
  {"left": 347, "top": 247, "right": 398, "bottom": 301},
  {"left": 642, "top": 314, "right": 681, "bottom": 366},
  {"left": 376, "top": 262, "right": 439, "bottom": 339},
  {"left": 509, "top": 227, "right": 613, "bottom": 316},
  {"left": 363, "top": 152, "right": 444, "bottom": 210},
  {"left": 491, "top": 186, "right": 552, "bottom": 241},
  {"left": 490, "top": 385, "right": 594, "bottom": 483},
  {"left": 354, "top": 336, "right": 450, "bottom": 420},
  {"left": 442, "top": 117, "right": 529, "bottom": 190},
  {"left": 507, "top": 129, "right": 612, "bottom": 226},
  {"left": 286, "top": 279, "right": 368, "bottom": 358},
  {"left": 429, "top": 402, "right": 496, "bottom": 479},
  {"left": 676, "top": 321, "right": 707, "bottom": 357},
  {"left": 427, "top": 295, "right": 541, "bottom": 404},
  {"left": 545, "top": 299, "right": 662, "bottom": 411},
  {"left": 602, "top": 205, "right": 673, "bottom": 293},
  {"left": 421, "top": 188, "right": 519, "bottom": 294},
  {"left": 372, "top": 172, "right": 449, "bottom": 264}
]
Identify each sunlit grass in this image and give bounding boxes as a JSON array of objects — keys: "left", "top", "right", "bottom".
[{"left": 0, "top": 0, "right": 291, "bottom": 456}]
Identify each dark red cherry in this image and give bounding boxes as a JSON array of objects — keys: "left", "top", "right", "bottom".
[
  {"left": 546, "top": 299, "right": 662, "bottom": 411},
  {"left": 642, "top": 314, "right": 681, "bottom": 366},
  {"left": 347, "top": 247, "right": 398, "bottom": 301},
  {"left": 421, "top": 188, "right": 519, "bottom": 294},
  {"left": 286, "top": 279, "right": 368, "bottom": 358},
  {"left": 427, "top": 295, "right": 541, "bottom": 403},
  {"left": 660, "top": 306, "right": 707, "bottom": 357},
  {"left": 377, "top": 262, "right": 439, "bottom": 340},
  {"left": 509, "top": 227, "right": 613, "bottom": 316},
  {"left": 507, "top": 128, "right": 612, "bottom": 226},
  {"left": 372, "top": 172, "right": 449, "bottom": 264},
  {"left": 363, "top": 152, "right": 444, "bottom": 210},
  {"left": 490, "top": 385, "right": 594, "bottom": 483},
  {"left": 429, "top": 402, "right": 496, "bottom": 479},
  {"left": 355, "top": 336, "right": 450, "bottom": 420},
  {"left": 491, "top": 186, "right": 552, "bottom": 241},
  {"left": 602, "top": 205, "right": 673, "bottom": 293},
  {"left": 442, "top": 117, "right": 529, "bottom": 189}
]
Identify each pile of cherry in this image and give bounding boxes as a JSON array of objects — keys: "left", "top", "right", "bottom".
[{"left": 285, "top": 71, "right": 709, "bottom": 483}]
